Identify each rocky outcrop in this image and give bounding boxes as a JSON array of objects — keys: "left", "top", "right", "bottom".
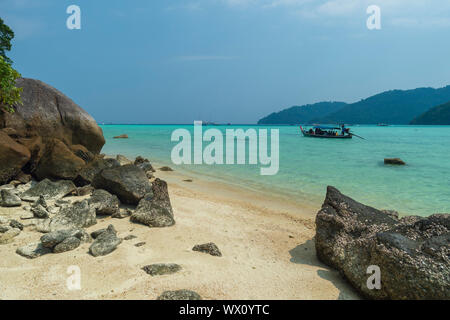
[
  {"left": 384, "top": 158, "right": 406, "bottom": 165},
  {"left": 130, "top": 179, "right": 175, "bottom": 227},
  {"left": 134, "top": 156, "right": 155, "bottom": 173},
  {"left": 92, "top": 164, "right": 152, "bottom": 205},
  {"left": 192, "top": 243, "right": 222, "bottom": 257},
  {"left": 315, "top": 186, "right": 450, "bottom": 300},
  {"left": 89, "top": 224, "right": 122, "bottom": 257},
  {"left": 74, "top": 157, "right": 120, "bottom": 187},
  {"left": 89, "top": 189, "right": 120, "bottom": 216},
  {"left": 0, "top": 78, "right": 105, "bottom": 183}
]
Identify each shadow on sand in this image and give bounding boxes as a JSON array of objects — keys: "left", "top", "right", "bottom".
[{"left": 289, "top": 238, "right": 361, "bottom": 300}]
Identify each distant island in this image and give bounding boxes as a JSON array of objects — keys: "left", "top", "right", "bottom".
[
  {"left": 410, "top": 101, "right": 450, "bottom": 125},
  {"left": 258, "top": 86, "right": 450, "bottom": 125}
]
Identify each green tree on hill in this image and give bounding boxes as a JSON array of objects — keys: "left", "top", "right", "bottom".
[
  {"left": 0, "top": 18, "right": 21, "bottom": 113},
  {"left": 0, "top": 18, "right": 14, "bottom": 64}
]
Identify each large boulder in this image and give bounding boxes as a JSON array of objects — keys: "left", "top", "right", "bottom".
[
  {"left": 74, "top": 157, "right": 120, "bottom": 187},
  {"left": 130, "top": 179, "right": 175, "bottom": 227},
  {"left": 34, "top": 139, "right": 86, "bottom": 181},
  {"left": 0, "top": 78, "right": 105, "bottom": 182},
  {"left": 92, "top": 164, "right": 152, "bottom": 205},
  {"left": 39, "top": 200, "right": 96, "bottom": 232},
  {"left": 0, "top": 131, "right": 31, "bottom": 184},
  {"left": 315, "top": 186, "right": 450, "bottom": 300},
  {"left": 2, "top": 78, "right": 104, "bottom": 153}
]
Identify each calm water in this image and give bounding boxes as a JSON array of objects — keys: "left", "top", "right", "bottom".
[{"left": 100, "top": 125, "right": 450, "bottom": 216}]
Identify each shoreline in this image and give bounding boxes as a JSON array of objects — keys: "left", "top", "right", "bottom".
[{"left": 0, "top": 154, "right": 360, "bottom": 300}]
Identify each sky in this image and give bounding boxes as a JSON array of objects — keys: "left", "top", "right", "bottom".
[{"left": 1, "top": 0, "right": 450, "bottom": 124}]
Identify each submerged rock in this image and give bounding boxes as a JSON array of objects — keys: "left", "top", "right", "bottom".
[
  {"left": 92, "top": 164, "right": 152, "bottom": 205},
  {"left": 89, "top": 224, "right": 122, "bottom": 257},
  {"left": 89, "top": 189, "right": 120, "bottom": 216},
  {"left": 156, "top": 290, "right": 201, "bottom": 300},
  {"left": 0, "top": 189, "right": 22, "bottom": 207},
  {"left": 315, "top": 186, "right": 450, "bottom": 300},
  {"left": 130, "top": 179, "right": 175, "bottom": 228},
  {"left": 192, "top": 243, "right": 222, "bottom": 257},
  {"left": 142, "top": 263, "right": 182, "bottom": 276},
  {"left": 113, "top": 134, "right": 128, "bottom": 139},
  {"left": 384, "top": 158, "right": 406, "bottom": 165},
  {"left": 20, "top": 179, "right": 76, "bottom": 201}
]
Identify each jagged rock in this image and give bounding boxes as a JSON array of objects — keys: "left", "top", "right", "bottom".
[
  {"left": 53, "top": 237, "right": 81, "bottom": 253},
  {"left": 31, "top": 204, "right": 49, "bottom": 219},
  {"left": 192, "top": 243, "right": 222, "bottom": 257},
  {"left": 116, "top": 154, "right": 132, "bottom": 166},
  {"left": 135, "top": 156, "right": 155, "bottom": 172},
  {"left": 146, "top": 171, "right": 154, "bottom": 179},
  {"left": 70, "top": 144, "right": 94, "bottom": 162},
  {"left": 45, "top": 200, "right": 96, "bottom": 232},
  {"left": 0, "top": 189, "right": 21, "bottom": 207},
  {"left": 0, "top": 227, "right": 21, "bottom": 244},
  {"left": 92, "top": 164, "right": 152, "bottom": 205},
  {"left": 9, "top": 220, "right": 24, "bottom": 231},
  {"left": 89, "top": 189, "right": 120, "bottom": 216},
  {"left": 33, "top": 195, "right": 48, "bottom": 209},
  {"left": 315, "top": 186, "right": 450, "bottom": 300},
  {"left": 16, "top": 242, "right": 51, "bottom": 259},
  {"left": 90, "top": 228, "right": 107, "bottom": 239},
  {"left": 40, "top": 229, "right": 89, "bottom": 248},
  {"left": 20, "top": 179, "right": 76, "bottom": 201},
  {"left": 74, "top": 157, "right": 120, "bottom": 187},
  {"left": 89, "top": 224, "right": 122, "bottom": 257},
  {"left": 77, "top": 185, "right": 94, "bottom": 196},
  {"left": 130, "top": 179, "right": 174, "bottom": 228},
  {"left": 157, "top": 290, "right": 201, "bottom": 300},
  {"left": 142, "top": 263, "right": 182, "bottom": 276},
  {"left": 384, "top": 158, "right": 406, "bottom": 165}
]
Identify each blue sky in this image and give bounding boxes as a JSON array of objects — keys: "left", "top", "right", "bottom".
[{"left": 2, "top": 0, "right": 450, "bottom": 123}]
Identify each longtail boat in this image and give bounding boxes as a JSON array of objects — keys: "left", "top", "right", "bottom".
[{"left": 300, "top": 126, "right": 353, "bottom": 139}]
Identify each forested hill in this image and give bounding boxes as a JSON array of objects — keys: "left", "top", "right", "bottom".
[
  {"left": 410, "top": 101, "right": 450, "bottom": 125},
  {"left": 258, "top": 86, "right": 450, "bottom": 125},
  {"left": 257, "top": 102, "right": 347, "bottom": 125}
]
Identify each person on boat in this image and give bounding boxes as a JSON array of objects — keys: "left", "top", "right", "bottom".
[{"left": 341, "top": 124, "right": 346, "bottom": 136}]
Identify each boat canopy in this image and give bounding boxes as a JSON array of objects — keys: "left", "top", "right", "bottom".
[{"left": 311, "top": 126, "right": 341, "bottom": 130}]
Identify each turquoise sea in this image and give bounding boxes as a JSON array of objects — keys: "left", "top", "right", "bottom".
[{"left": 100, "top": 125, "right": 450, "bottom": 217}]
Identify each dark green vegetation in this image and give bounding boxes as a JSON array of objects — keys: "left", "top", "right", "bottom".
[
  {"left": 257, "top": 102, "right": 347, "bottom": 125},
  {"left": 0, "top": 18, "right": 14, "bottom": 64},
  {"left": 0, "top": 18, "right": 21, "bottom": 113},
  {"left": 259, "top": 86, "right": 450, "bottom": 125},
  {"left": 410, "top": 101, "right": 450, "bottom": 125}
]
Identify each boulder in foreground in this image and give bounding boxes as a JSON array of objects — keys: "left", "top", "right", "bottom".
[
  {"left": 92, "top": 164, "right": 152, "bottom": 205},
  {"left": 20, "top": 179, "right": 76, "bottom": 201},
  {"left": 89, "top": 224, "right": 122, "bottom": 257},
  {"left": 315, "top": 186, "right": 449, "bottom": 300}
]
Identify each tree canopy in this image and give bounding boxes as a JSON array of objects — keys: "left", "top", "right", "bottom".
[{"left": 0, "top": 18, "right": 14, "bottom": 64}]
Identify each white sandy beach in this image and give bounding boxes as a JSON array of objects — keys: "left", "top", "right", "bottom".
[{"left": 0, "top": 167, "right": 359, "bottom": 300}]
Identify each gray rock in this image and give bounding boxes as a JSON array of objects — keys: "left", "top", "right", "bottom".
[
  {"left": 31, "top": 204, "right": 49, "bottom": 219},
  {"left": 33, "top": 195, "right": 48, "bottom": 209},
  {"left": 135, "top": 242, "right": 146, "bottom": 247},
  {"left": 21, "top": 179, "right": 76, "bottom": 201},
  {"left": 16, "top": 242, "right": 51, "bottom": 259},
  {"left": 116, "top": 154, "right": 132, "bottom": 166},
  {"left": 0, "top": 227, "right": 21, "bottom": 244},
  {"left": 134, "top": 156, "right": 155, "bottom": 172},
  {"left": 130, "top": 179, "right": 175, "bottom": 228},
  {"left": 89, "top": 189, "right": 120, "bottom": 216},
  {"left": 53, "top": 236, "right": 81, "bottom": 253},
  {"left": 1, "top": 189, "right": 22, "bottom": 207},
  {"left": 159, "top": 166, "right": 173, "bottom": 172},
  {"left": 89, "top": 224, "right": 122, "bottom": 257},
  {"left": 192, "top": 243, "right": 222, "bottom": 257},
  {"left": 74, "top": 157, "right": 120, "bottom": 187},
  {"left": 40, "top": 229, "right": 88, "bottom": 248},
  {"left": 0, "top": 216, "right": 9, "bottom": 224},
  {"left": 55, "top": 199, "right": 70, "bottom": 207},
  {"left": 156, "top": 290, "right": 201, "bottom": 300},
  {"left": 46, "top": 200, "right": 96, "bottom": 232},
  {"left": 92, "top": 164, "right": 152, "bottom": 205},
  {"left": 142, "top": 263, "right": 182, "bottom": 276},
  {"left": 90, "top": 228, "right": 107, "bottom": 239},
  {"left": 9, "top": 219, "right": 24, "bottom": 231},
  {"left": 124, "top": 235, "right": 137, "bottom": 240},
  {"left": 77, "top": 184, "right": 94, "bottom": 196},
  {"left": 315, "top": 186, "right": 450, "bottom": 300}
]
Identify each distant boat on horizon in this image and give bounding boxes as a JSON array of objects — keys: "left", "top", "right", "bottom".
[{"left": 377, "top": 123, "right": 390, "bottom": 127}]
